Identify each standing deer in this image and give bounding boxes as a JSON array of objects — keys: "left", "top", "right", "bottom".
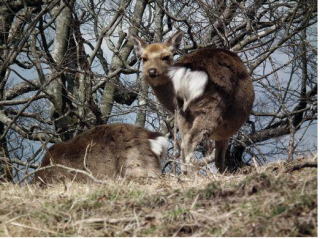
[
  {"left": 130, "top": 31, "right": 254, "bottom": 173},
  {"left": 35, "top": 123, "right": 168, "bottom": 183}
]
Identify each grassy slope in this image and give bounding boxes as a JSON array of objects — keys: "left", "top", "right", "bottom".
[{"left": 0, "top": 157, "right": 317, "bottom": 237}]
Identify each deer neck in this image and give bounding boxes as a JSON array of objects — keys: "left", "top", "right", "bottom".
[{"left": 145, "top": 74, "right": 176, "bottom": 114}]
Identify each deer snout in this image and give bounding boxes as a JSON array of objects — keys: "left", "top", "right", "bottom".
[{"left": 148, "top": 68, "right": 158, "bottom": 78}]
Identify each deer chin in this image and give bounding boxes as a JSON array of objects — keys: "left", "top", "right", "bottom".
[{"left": 144, "top": 74, "right": 171, "bottom": 87}]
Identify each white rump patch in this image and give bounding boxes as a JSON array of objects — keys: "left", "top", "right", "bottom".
[
  {"left": 168, "top": 67, "right": 208, "bottom": 111},
  {"left": 149, "top": 136, "right": 168, "bottom": 156}
]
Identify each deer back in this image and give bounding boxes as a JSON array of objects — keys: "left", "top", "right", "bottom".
[
  {"left": 169, "top": 48, "right": 254, "bottom": 135},
  {"left": 35, "top": 123, "right": 168, "bottom": 183}
]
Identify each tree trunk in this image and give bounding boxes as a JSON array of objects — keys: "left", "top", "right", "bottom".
[
  {"left": 49, "top": 0, "right": 75, "bottom": 140},
  {"left": 135, "top": 76, "right": 148, "bottom": 127},
  {"left": 0, "top": 5, "right": 15, "bottom": 181},
  {"left": 101, "top": 0, "right": 148, "bottom": 122}
]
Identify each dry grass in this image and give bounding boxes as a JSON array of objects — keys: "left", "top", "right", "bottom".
[{"left": 0, "top": 156, "right": 317, "bottom": 236}]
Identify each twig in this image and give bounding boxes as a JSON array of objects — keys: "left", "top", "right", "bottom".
[
  {"left": 83, "top": 141, "right": 94, "bottom": 175},
  {"left": 73, "top": 217, "right": 135, "bottom": 225},
  {"left": 25, "top": 163, "right": 109, "bottom": 185},
  {"left": 0, "top": 157, "right": 38, "bottom": 169},
  {"left": 9, "top": 222, "right": 56, "bottom": 234},
  {"left": 190, "top": 194, "right": 199, "bottom": 210}
]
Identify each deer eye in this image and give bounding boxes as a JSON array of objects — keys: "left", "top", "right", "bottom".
[
  {"left": 141, "top": 57, "right": 148, "bottom": 62},
  {"left": 161, "top": 55, "right": 171, "bottom": 62}
]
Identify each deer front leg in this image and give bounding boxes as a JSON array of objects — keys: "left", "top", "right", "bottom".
[
  {"left": 180, "top": 132, "right": 193, "bottom": 174},
  {"left": 176, "top": 113, "right": 190, "bottom": 174}
]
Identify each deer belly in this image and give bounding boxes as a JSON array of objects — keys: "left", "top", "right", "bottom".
[{"left": 168, "top": 67, "right": 208, "bottom": 111}]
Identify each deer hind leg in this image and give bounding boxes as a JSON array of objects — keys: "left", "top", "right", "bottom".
[
  {"left": 180, "top": 127, "right": 211, "bottom": 174},
  {"left": 214, "top": 139, "right": 229, "bottom": 173}
]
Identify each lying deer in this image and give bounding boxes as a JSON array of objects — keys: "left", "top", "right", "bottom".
[
  {"left": 130, "top": 32, "right": 254, "bottom": 173},
  {"left": 35, "top": 123, "right": 168, "bottom": 183}
]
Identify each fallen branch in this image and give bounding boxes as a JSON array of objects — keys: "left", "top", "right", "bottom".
[{"left": 285, "top": 162, "right": 317, "bottom": 173}]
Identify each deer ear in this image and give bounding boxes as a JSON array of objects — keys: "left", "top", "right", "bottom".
[
  {"left": 166, "top": 31, "right": 184, "bottom": 51},
  {"left": 129, "top": 34, "right": 146, "bottom": 57}
]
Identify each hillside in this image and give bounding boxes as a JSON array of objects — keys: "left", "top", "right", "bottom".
[{"left": 0, "top": 156, "right": 317, "bottom": 237}]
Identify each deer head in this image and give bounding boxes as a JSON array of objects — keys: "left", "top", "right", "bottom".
[{"left": 130, "top": 31, "right": 184, "bottom": 86}]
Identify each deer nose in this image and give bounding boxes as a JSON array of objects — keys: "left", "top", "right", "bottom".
[{"left": 148, "top": 68, "right": 158, "bottom": 78}]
